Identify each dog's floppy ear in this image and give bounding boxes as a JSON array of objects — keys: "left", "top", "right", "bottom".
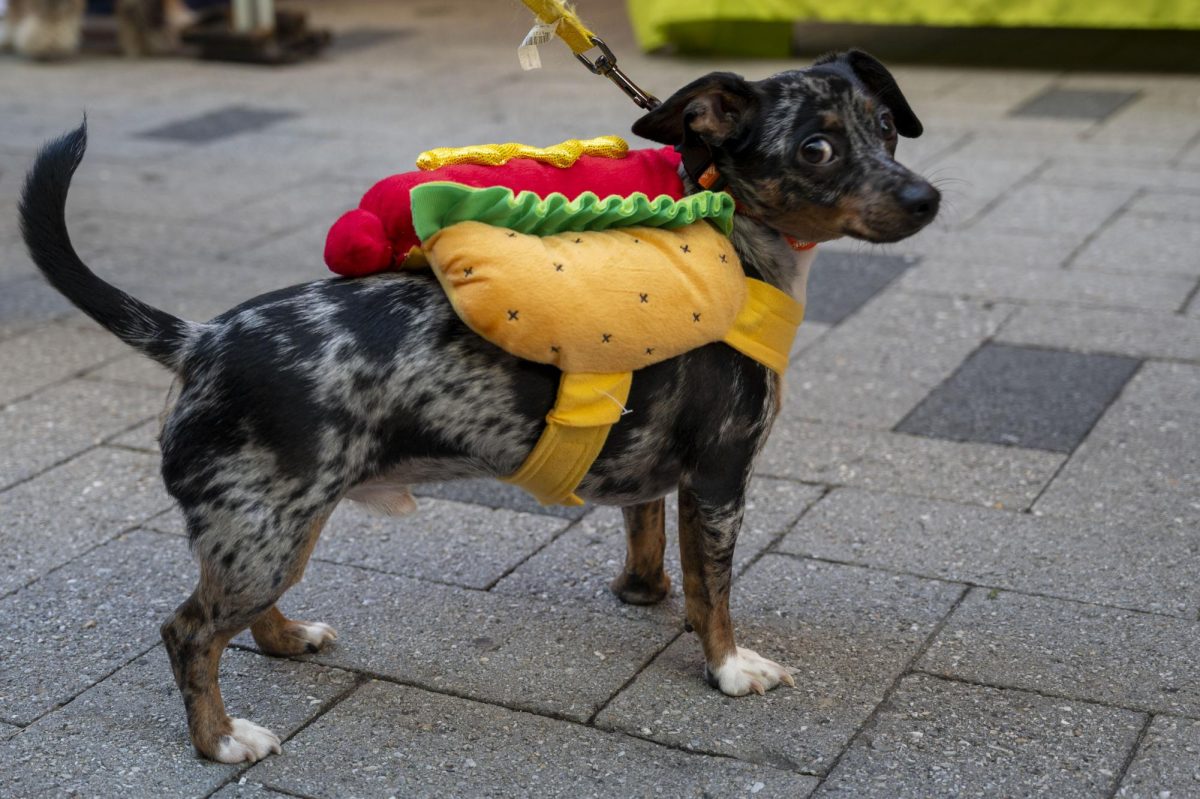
[
  {"left": 632, "top": 72, "right": 759, "bottom": 147},
  {"left": 818, "top": 49, "right": 923, "bottom": 138}
]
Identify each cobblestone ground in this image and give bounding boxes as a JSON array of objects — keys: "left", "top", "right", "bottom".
[{"left": 1, "top": 1, "right": 1199, "bottom": 797}]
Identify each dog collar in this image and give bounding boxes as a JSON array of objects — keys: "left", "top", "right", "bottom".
[{"left": 695, "top": 163, "right": 816, "bottom": 252}]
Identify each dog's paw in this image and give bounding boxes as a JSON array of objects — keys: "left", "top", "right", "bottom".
[
  {"left": 705, "top": 647, "right": 796, "bottom": 697},
  {"left": 294, "top": 621, "right": 338, "bottom": 653},
  {"left": 214, "top": 718, "right": 282, "bottom": 763}
]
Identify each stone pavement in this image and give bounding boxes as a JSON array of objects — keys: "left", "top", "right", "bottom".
[{"left": 1, "top": 1, "right": 1198, "bottom": 797}]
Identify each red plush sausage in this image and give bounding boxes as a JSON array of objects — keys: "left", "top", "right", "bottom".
[{"left": 324, "top": 146, "right": 684, "bottom": 277}]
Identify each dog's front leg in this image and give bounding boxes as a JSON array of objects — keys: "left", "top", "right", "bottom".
[
  {"left": 611, "top": 499, "right": 671, "bottom": 605},
  {"left": 678, "top": 481, "right": 794, "bottom": 696}
]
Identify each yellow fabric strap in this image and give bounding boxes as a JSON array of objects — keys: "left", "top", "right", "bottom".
[
  {"left": 503, "top": 371, "right": 632, "bottom": 506},
  {"left": 506, "top": 278, "right": 802, "bottom": 506},
  {"left": 722, "top": 278, "right": 805, "bottom": 375},
  {"left": 416, "top": 136, "right": 629, "bottom": 171},
  {"left": 519, "top": 0, "right": 597, "bottom": 55}
]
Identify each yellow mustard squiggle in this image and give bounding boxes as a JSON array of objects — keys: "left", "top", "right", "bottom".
[{"left": 416, "top": 136, "right": 629, "bottom": 171}]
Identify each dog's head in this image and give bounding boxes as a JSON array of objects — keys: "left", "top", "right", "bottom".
[{"left": 633, "top": 50, "right": 938, "bottom": 244}]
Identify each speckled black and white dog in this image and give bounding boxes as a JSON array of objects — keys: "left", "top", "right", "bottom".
[{"left": 21, "top": 50, "right": 938, "bottom": 764}]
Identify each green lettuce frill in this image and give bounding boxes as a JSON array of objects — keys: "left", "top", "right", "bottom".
[{"left": 410, "top": 182, "right": 735, "bottom": 241}]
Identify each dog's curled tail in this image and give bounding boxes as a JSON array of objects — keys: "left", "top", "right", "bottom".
[{"left": 20, "top": 120, "right": 197, "bottom": 371}]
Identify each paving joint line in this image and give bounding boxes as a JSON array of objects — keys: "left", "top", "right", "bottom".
[
  {"left": 0, "top": 348, "right": 133, "bottom": 412},
  {"left": 0, "top": 507, "right": 172, "bottom": 602},
  {"left": 222, "top": 648, "right": 813, "bottom": 773},
  {"left": 956, "top": 158, "right": 1052, "bottom": 230},
  {"left": 769, "top": 548, "right": 1194, "bottom": 622},
  {"left": 1061, "top": 187, "right": 1146, "bottom": 270},
  {"left": 205, "top": 673, "right": 369, "bottom": 799},
  {"left": 1025, "top": 358, "right": 1146, "bottom": 511},
  {"left": 0, "top": 415, "right": 159, "bottom": 497},
  {"left": 1177, "top": 277, "right": 1200, "bottom": 317},
  {"left": 2, "top": 639, "right": 163, "bottom": 730},
  {"left": 482, "top": 510, "right": 591, "bottom": 592},
  {"left": 811, "top": 583, "right": 971, "bottom": 790},
  {"left": 1107, "top": 713, "right": 1155, "bottom": 799},
  {"left": 909, "top": 669, "right": 1182, "bottom": 720}
]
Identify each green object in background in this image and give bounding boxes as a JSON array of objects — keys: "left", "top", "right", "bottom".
[{"left": 628, "top": 0, "right": 1200, "bottom": 54}]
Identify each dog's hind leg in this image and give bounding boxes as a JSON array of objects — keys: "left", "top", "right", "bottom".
[
  {"left": 611, "top": 498, "right": 671, "bottom": 605},
  {"left": 161, "top": 509, "right": 334, "bottom": 763},
  {"left": 677, "top": 481, "right": 794, "bottom": 697}
]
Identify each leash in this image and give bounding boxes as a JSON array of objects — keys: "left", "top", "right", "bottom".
[{"left": 516, "top": 0, "right": 660, "bottom": 110}]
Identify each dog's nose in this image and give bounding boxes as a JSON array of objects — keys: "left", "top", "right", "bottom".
[{"left": 899, "top": 182, "right": 940, "bottom": 222}]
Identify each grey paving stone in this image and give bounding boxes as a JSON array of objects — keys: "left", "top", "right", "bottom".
[
  {"left": 315, "top": 497, "right": 569, "bottom": 590},
  {"left": 0, "top": 322, "right": 127, "bottom": 406},
  {"left": 327, "top": 27, "right": 413, "bottom": 54},
  {"left": 996, "top": 305, "right": 1200, "bottom": 361},
  {"left": 1073, "top": 213, "right": 1200, "bottom": 279},
  {"left": 0, "top": 646, "right": 354, "bottom": 799},
  {"left": 412, "top": 478, "right": 590, "bottom": 520},
  {"left": 1116, "top": 716, "right": 1200, "bottom": 798},
  {"left": 895, "top": 343, "right": 1141, "bottom": 453},
  {"left": 238, "top": 560, "right": 678, "bottom": 722},
  {"left": 758, "top": 419, "right": 1064, "bottom": 510},
  {"left": 82, "top": 353, "right": 174, "bottom": 391},
  {"left": 1128, "top": 190, "right": 1200, "bottom": 221},
  {"left": 804, "top": 252, "right": 918, "bottom": 325},
  {"left": 904, "top": 155, "right": 1043, "bottom": 226},
  {"left": 898, "top": 257, "right": 1195, "bottom": 312},
  {"left": 0, "top": 276, "right": 74, "bottom": 340},
  {"left": 919, "top": 589, "right": 1200, "bottom": 716},
  {"left": 969, "top": 183, "right": 1134, "bottom": 237},
  {"left": 248, "top": 680, "right": 817, "bottom": 799},
  {"left": 0, "top": 378, "right": 162, "bottom": 490},
  {"left": 890, "top": 226, "right": 1083, "bottom": 270},
  {"left": 786, "top": 293, "right": 1011, "bottom": 428},
  {"left": 210, "top": 782, "right": 295, "bottom": 799},
  {"left": 138, "top": 106, "right": 300, "bottom": 143},
  {"left": 1039, "top": 162, "right": 1200, "bottom": 193},
  {"left": 493, "top": 479, "right": 824, "bottom": 614},
  {"left": 780, "top": 488, "right": 1200, "bottom": 617},
  {"left": 1035, "top": 362, "right": 1199, "bottom": 529},
  {"left": 595, "top": 556, "right": 963, "bottom": 774},
  {"left": 0, "top": 530, "right": 194, "bottom": 725},
  {"left": 108, "top": 419, "right": 161, "bottom": 453},
  {"left": 0, "top": 447, "right": 172, "bottom": 597},
  {"left": 0, "top": 722, "right": 18, "bottom": 740},
  {"left": 790, "top": 319, "right": 830, "bottom": 359},
  {"left": 68, "top": 210, "right": 267, "bottom": 262},
  {"left": 1010, "top": 87, "right": 1141, "bottom": 121},
  {"left": 816, "top": 674, "right": 1144, "bottom": 799}
]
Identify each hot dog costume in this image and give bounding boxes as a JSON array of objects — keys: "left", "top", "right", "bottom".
[{"left": 324, "top": 137, "right": 805, "bottom": 506}]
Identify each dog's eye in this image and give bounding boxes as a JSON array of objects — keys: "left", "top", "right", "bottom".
[
  {"left": 879, "top": 111, "right": 897, "bottom": 139},
  {"left": 800, "top": 136, "right": 836, "bottom": 166}
]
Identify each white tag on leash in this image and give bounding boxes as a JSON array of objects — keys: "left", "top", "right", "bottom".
[{"left": 518, "top": 19, "right": 559, "bottom": 71}]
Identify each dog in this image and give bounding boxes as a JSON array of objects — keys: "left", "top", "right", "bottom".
[
  {"left": 2, "top": 0, "right": 193, "bottom": 59},
  {"left": 20, "top": 50, "right": 938, "bottom": 763}
]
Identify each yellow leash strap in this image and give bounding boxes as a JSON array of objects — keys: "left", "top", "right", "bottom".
[
  {"left": 520, "top": 0, "right": 596, "bottom": 55},
  {"left": 503, "top": 371, "right": 633, "bottom": 506},
  {"left": 516, "top": 0, "right": 660, "bottom": 109},
  {"left": 505, "top": 279, "right": 802, "bottom": 506}
]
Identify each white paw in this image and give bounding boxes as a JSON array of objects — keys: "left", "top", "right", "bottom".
[
  {"left": 707, "top": 647, "right": 796, "bottom": 697},
  {"left": 214, "top": 718, "right": 282, "bottom": 764},
  {"left": 295, "top": 621, "right": 338, "bottom": 650}
]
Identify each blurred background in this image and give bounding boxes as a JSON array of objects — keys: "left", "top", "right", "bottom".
[{"left": 2, "top": 2, "right": 1200, "bottom": 797}]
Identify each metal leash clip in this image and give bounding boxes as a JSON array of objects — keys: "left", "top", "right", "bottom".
[{"left": 574, "top": 37, "right": 660, "bottom": 110}]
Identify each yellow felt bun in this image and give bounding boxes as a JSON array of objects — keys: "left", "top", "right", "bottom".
[{"left": 423, "top": 220, "right": 747, "bottom": 374}]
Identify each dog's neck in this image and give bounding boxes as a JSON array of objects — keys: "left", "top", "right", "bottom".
[
  {"left": 729, "top": 214, "right": 815, "bottom": 304},
  {"left": 678, "top": 168, "right": 815, "bottom": 304}
]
